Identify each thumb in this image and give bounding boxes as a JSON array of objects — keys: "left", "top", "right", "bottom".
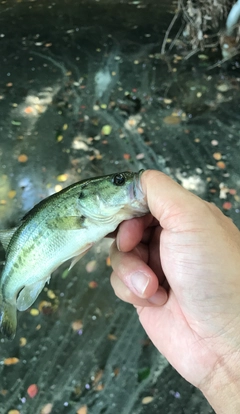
[{"left": 141, "top": 170, "right": 209, "bottom": 232}]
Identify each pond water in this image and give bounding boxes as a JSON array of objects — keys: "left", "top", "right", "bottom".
[{"left": 0, "top": 1, "right": 239, "bottom": 413}]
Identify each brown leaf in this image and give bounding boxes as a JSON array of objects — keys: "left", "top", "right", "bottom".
[
  {"left": 163, "top": 115, "right": 181, "bottom": 125},
  {"left": 18, "top": 154, "right": 28, "bottom": 163},
  {"left": 4, "top": 357, "right": 19, "bottom": 366},
  {"left": 76, "top": 406, "right": 88, "bottom": 414}
]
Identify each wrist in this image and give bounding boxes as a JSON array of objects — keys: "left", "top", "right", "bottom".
[{"left": 201, "top": 351, "right": 240, "bottom": 413}]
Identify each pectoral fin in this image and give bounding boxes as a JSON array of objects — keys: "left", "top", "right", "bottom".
[
  {"left": 16, "top": 279, "right": 47, "bottom": 311},
  {"left": 46, "top": 216, "right": 86, "bottom": 230},
  {"left": 0, "top": 227, "right": 19, "bottom": 251},
  {"left": 69, "top": 243, "right": 93, "bottom": 270}
]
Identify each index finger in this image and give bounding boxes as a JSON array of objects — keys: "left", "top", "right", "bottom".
[{"left": 116, "top": 213, "right": 157, "bottom": 252}]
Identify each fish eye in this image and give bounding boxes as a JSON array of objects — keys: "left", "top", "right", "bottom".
[{"left": 112, "top": 173, "right": 125, "bottom": 186}]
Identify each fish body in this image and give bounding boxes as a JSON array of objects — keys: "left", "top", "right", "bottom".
[{"left": 0, "top": 171, "right": 148, "bottom": 339}]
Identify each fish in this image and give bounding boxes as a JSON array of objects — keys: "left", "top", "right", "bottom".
[{"left": 0, "top": 170, "right": 149, "bottom": 339}]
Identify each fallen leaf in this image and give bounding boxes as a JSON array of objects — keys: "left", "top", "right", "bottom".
[
  {"left": 18, "top": 154, "right": 28, "bottom": 163},
  {"left": 142, "top": 396, "right": 154, "bottom": 404},
  {"left": 19, "top": 337, "right": 27, "bottom": 347},
  {"left": 30, "top": 308, "right": 39, "bottom": 316},
  {"left": 86, "top": 260, "right": 97, "bottom": 273},
  {"left": 72, "top": 140, "right": 89, "bottom": 151},
  {"left": 113, "top": 367, "right": 120, "bottom": 376},
  {"left": 76, "top": 406, "right": 88, "bottom": 414},
  {"left": 24, "top": 106, "right": 34, "bottom": 114},
  {"left": 213, "top": 152, "right": 222, "bottom": 160},
  {"left": 108, "top": 334, "right": 117, "bottom": 341},
  {"left": 198, "top": 54, "right": 209, "bottom": 60},
  {"left": 40, "top": 403, "right": 53, "bottom": 414},
  {"left": 127, "top": 118, "right": 137, "bottom": 127},
  {"left": 71, "top": 320, "right": 83, "bottom": 331},
  {"left": 8, "top": 190, "right": 16, "bottom": 199},
  {"left": 8, "top": 410, "right": 20, "bottom": 414},
  {"left": 38, "top": 301, "right": 52, "bottom": 313},
  {"left": 61, "top": 268, "right": 69, "bottom": 279},
  {"left": 47, "top": 290, "right": 56, "bottom": 299},
  {"left": 163, "top": 115, "right": 181, "bottom": 125},
  {"left": 136, "top": 153, "right": 145, "bottom": 160},
  {"left": 216, "top": 83, "right": 231, "bottom": 92},
  {"left": 123, "top": 153, "right": 131, "bottom": 160},
  {"left": 57, "top": 174, "right": 68, "bottom": 182},
  {"left": 216, "top": 161, "right": 226, "bottom": 169},
  {"left": 106, "top": 256, "right": 111, "bottom": 266},
  {"left": 101, "top": 125, "right": 112, "bottom": 135},
  {"left": 4, "top": 357, "right": 19, "bottom": 366},
  {"left": 222, "top": 201, "right": 232, "bottom": 210},
  {"left": 93, "top": 370, "right": 103, "bottom": 385},
  {"left": 27, "top": 384, "right": 38, "bottom": 398},
  {"left": 88, "top": 281, "right": 98, "bottom": 289},
  {"left": 54, "top": 185, "right": 62, "bottom": 192},
  {"left": 95, "top": 384, "right": 104, "bottom": 391}
]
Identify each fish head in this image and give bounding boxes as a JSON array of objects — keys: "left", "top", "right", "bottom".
[{"left": 76, "top": 170, "right": 149, "bottom": 221}]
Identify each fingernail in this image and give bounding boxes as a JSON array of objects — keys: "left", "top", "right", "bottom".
[
  {"left": 116, "top": 235, "right": 121, "bottom": 251},
  {"left": 130, "top": 272, "right": 149, "bottom": 296},
  {"left": 148, "top": 289, "right": 167, "bottom": 306}
]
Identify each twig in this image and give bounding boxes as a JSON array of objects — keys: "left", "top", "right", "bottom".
[
  {"left": 161, "top": 2, "right": 181, "bottom": 55},
  {"left": 31, "top": 51, "right": 68, "bottom": 78},
  {"left": 184, "top": 48, "right": 201, "bottom": 60},
  {"left": 206, "top": 50, "right": 240, "bottom": 70},
  {"left": 169, "top": 22, "right": 185, "bottom": 51}
]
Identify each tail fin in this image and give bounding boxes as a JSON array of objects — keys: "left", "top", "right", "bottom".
[{"left": 0, "top": 296, "right": 17, "bottom": 340}]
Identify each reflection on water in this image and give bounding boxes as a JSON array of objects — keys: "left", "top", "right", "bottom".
[{"left": 0, "top": 174, "right": 16, "bottom": 223}]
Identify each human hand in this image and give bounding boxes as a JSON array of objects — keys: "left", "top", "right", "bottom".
[{"left": 110, "top": 170, "right": 240, "bottom": 413}]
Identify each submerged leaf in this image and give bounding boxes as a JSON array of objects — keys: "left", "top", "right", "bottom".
[{"left": 101, "top": 125, "right": 112, "bottom": 135}]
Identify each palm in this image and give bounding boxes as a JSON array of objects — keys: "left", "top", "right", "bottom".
[
  {"left": 138, "top": 289, "right": 218, "bottom": 387},
  {"left": 137, "top": 227, "right": 221, "bottom": 387}
]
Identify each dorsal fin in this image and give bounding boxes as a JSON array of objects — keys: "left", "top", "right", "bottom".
[{"left": 0, "top": 227, "right": 19, "bottom": 251}]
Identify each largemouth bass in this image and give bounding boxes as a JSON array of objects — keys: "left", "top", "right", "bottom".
[{"left": 0, "top": 170, "right": 148, "bottom": 339}]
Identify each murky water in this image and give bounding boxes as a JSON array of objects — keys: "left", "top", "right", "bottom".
[{"left": 0, "top": 1, "right": 239, "bottom": 413}]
